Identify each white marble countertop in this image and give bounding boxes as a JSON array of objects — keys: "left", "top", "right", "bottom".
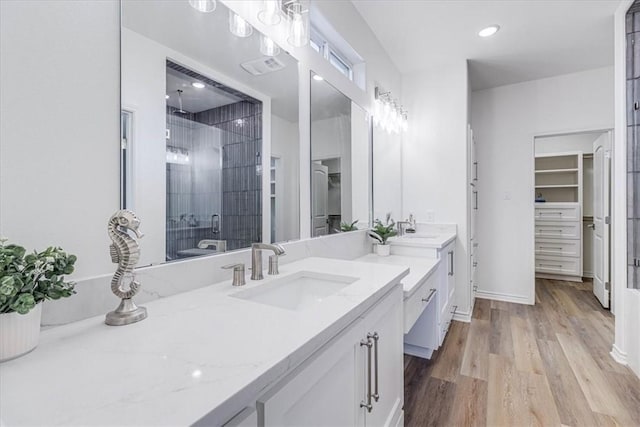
[
  {"left": 354, "top": 254, "right": 439, "bottom": 299},
  {"left": 0, "top": 257, "right": 409, "bottom": 426},
  {"left": 389, "top": 229, "right": 456, "bottom": 249}
]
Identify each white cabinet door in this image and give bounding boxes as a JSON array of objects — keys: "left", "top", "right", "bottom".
[
  {"left": 258, "top": 322, "right": 363, "bottom": 426},
  {"left": 362, "top": 295, "right": 404, "bottom": 427},
  {"left": 258, "top": 286, "right": 404, "bottom": 427}
]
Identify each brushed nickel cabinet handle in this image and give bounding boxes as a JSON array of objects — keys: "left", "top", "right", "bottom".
[
  {"left": 448, "top": 251, "right": 454, "bottom": 276},
  {"left": 422, "top": 288, "right": 437, "bottom": 304},
  {"left": 368, "top": 332, "right": 380, "bottom": 402},
  {"left": 360, "top": 337, "right": 373, "bottom": 412}
]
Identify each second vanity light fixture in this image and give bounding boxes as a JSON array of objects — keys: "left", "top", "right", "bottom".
[
  {"left": 374, "top": 87, "right": 408, "bottom": 134},
  {"left": 189, "top": 0, "right": 309, "bottom": 51}
]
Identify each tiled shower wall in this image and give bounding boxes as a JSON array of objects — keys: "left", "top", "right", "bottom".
[
  {"left": 627, "top": 2, "right": 640, "bottom": 289},
  {"left": 195, "top": 101, "right": 262, "bottom": 251}
]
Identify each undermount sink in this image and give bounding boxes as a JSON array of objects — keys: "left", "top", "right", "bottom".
[{"left": 231, "top": 271, "right": 358, "bottom": 311}]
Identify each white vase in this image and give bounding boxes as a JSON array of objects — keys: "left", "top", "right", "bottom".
[
  {"left": 0, "top": 302, "right": 42, "bottom": 362},
  {"left": 376, "top": 243, "right": 391, "bottom": 257}
]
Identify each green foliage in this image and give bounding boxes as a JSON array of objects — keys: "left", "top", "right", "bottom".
[
  {"left": 340, "top": 220, "right": 359, "bottom": 232},
  {"left": 0, "top": 239, "right": 77, "bottom": 315},
  {"left": 368, "top": 217, "right": 397, "bottom": 245}
]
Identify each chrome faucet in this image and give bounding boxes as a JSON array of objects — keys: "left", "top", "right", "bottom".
[
  {"left": 397, "top": 221, "right": 411, "bottom": 236},
  {"left": 251, "top": 243, "right": 285, "bottom": 280}
]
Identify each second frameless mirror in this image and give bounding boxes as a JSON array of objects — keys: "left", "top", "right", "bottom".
[{"left": 310, "top": 71, "right": 370, "bottom": 236}]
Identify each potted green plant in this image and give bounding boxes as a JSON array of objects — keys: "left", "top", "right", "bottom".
[
  {"left": 368, "top": 216, "right": 397, "bottom": 256},
  {"left": 0, "top": 239, "right": 76, "bottom": 362},
  {"left": 339, "top": 220, "right": 359, "bottom": 232}
]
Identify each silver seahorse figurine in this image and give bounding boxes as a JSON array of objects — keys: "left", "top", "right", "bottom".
[{"left": 105, "top": 210, "right": 148, "bottom": 326}]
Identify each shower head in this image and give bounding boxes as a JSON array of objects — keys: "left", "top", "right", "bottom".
[{"left": 174, "top": 89, "right": 187, "bottom": 115}]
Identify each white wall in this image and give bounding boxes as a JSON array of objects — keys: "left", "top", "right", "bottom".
[
  {"left": 373, "top": 128, "right": 402, "bottom": 221},
  {"left": 471, "top": 67, "right": 614, "bottom": 304},
  {"left": 534, "top": 132, "right": 601, "bottom": 155},
  {"left": 122, "top": 28, "right": 167, "bottom": 266},
  {"left": 271, "top": 115, "right": 300, "bottom": 242},
  {"left": 0, "top": 0, "right": 120, "bottom": 279},
  {"left": 401, "top": 61, "right": 472, "bottom": 317}
]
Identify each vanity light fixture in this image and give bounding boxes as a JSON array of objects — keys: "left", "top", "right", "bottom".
[
  {"left": 229, "top": 10, "right": 253, "bottom": 37},
  {"left": 258, "top": 0, "right": 282, "bottom": 25},
  {"left": 313, "top": 74, "right": 324, "bottom": 81},
  {"left": 374, "top": 86, "right": 407, "bottom": 135},
  {"left": 191, "top": 82, "right": 205, "bottom": 89},
  {"left": 189, "top": 0, "right": 216, "bottom": 13},
  {"left": 478, "top": 25, "right": 500, "bottom": 37},
  {"left": 260, "top": 35, "right": 281, "bottom": 56},
  {"left": 285, "top": 1, "right": 309, "bottom": 47}
]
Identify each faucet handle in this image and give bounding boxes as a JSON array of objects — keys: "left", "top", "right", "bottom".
[
  {"left": 222, "top": 263, "right": 246, "bottom": 286},
  {"left": 268, "top": 253, "right": 285, "bottom": 275}
]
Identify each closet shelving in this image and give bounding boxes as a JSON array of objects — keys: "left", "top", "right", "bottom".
[{"left": 534, "top": 152, "right": 583, "bottom": 282}]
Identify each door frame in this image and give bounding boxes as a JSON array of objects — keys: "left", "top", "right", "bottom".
[{"left": 530, "top": 127, "right": 614, "bottom": 306}]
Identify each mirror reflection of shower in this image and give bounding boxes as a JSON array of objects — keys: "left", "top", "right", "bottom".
[{"left": 165, "top": 60, "right": 263, "bottom": 260}]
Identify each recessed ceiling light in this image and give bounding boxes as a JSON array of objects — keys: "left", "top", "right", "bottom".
[
  {"left": 479, "top": 25, "right": 500, "bottom": 38},
  {"left": 313, "top": 75, "right": 324, "bottom": 81},
  {"left": 165, "top": 95, "right": 170, "bottom": 99},
  {"left": 192, "top": 82, "right": 205, "bottom": 89}
]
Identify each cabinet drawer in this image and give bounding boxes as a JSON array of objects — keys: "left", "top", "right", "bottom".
[
  {"left": 534, "top": 221, "right": 580, "bottom": 240},
  {"left": 535, "top": 205, "right": 580, "bottom": 221},
  {"left": 535, "top": 239, "right": 580, "bottom": 258},
  {"left": 535, "top": 256, "right": 580, "bottom": 276},
  {"left": 403, "top": 273, "right": 438, "bottom": 334}
]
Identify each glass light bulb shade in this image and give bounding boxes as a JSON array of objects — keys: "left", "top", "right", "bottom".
[
  {"left": 189, "top": 0, "right": 216, "bottom": 13},
  {"left": 260, "top": 35, "right": 280, "bottom": 56},
  {"left": 229, "top": 11, "right": 253, "bottom": 37},
  {"left": 258, "top": 0, "right": 282, "bottom": 25},
  {"left": 287, "top": 11, "right": 309, "bottom": 47}
]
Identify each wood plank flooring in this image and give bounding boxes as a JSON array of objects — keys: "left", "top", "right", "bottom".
[{"left": 404, "top": 279, "right": 640, "bottom": 426}]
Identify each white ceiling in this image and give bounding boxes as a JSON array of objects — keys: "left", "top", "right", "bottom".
[
  {"left": 351, "top": 0, "right": 620, "bottom": 91},
  {"left": 166, "top": 68, "right": 242, "bottom": 114}
]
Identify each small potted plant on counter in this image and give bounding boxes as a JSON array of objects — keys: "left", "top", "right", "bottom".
[
  {"left": 339, "top": 220, "right": 359, "bottom": 233},
  {"left": 0, "top": 239, "right": 77, "bottom": 362},
  {"left": 368, "top": 216, "right": 397, "bottom": 257}
]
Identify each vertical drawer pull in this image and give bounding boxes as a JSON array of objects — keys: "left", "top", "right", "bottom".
[
  {"left": 368, "top": 332, "right": 380, "bottom": 402},
  {"left": 360, "top": 337, "right": 373, "bottom": 412}
]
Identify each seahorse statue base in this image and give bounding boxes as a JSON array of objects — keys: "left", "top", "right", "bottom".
[
  {"left": 105, "top": 209, "right": 148, "bottom": 326},
  {"left": 105, "top": 298, "right": 147, "bottom": 326}
]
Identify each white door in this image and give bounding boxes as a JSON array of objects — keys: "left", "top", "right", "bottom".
[
  {"left": 593, "top": 133, "right": 611, "bottom": 308},
  {"left": 312, "top": 163, "right": 329, "bottom": 236}
]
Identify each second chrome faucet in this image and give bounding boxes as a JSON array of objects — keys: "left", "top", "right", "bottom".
[{"left": 251, "top": 243, "right": 285, "bottom": 280}]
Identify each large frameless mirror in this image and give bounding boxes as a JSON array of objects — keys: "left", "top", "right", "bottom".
[
  {"left": 310, "top": 71, "right": 371, "bottom": 236},
  {"left": 121, "top": 0, "right": 300, "bottom": 266}
]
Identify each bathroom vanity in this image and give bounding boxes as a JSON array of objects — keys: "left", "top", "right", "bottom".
[
  {"left": 387, "top": 228, "right": 457, "bottom": 358},
  {"left": 0, "top": 257, "right": 408, "bottom": 426}
]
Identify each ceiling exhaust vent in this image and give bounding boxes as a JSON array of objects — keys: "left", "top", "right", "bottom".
[{"left": 241, "top": 57, "right": 286, "bottom": 76}]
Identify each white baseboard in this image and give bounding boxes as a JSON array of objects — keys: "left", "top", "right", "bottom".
[
  {"left": 536, "top": 273, "right": 583, "bottom": 283},
  {"left": 611, "top": 344, "right": 628, "bottom": 365},
  {"left": 453, "top": 311, "right": 471, "bottom": 323},
  {"left": 475, "top": 289, "right": 533, "bottom": 305},
  {"left": 403, "top": 343, "right": 434, "bottom": 360}
]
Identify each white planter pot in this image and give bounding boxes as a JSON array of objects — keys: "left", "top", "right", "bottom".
[
  {"left": 0, "top": 302, "right": 42, "bottom": 362},
  {"left": 375, "top": 244, "right": 391, "bottom": 257}
]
